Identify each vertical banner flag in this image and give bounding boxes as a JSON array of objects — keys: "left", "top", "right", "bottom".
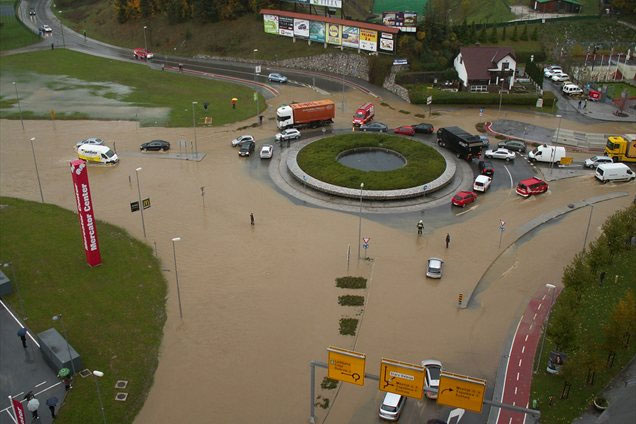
[
  {"left": 11, "top": 397, "right": 26, "bottom": 424},
  {"left": 70, "top": 160, "right": 102, "bottom": 267}
]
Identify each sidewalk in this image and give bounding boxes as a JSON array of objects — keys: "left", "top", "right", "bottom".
[{"left": 565, "top": 97, "right": 636, "bottom": 123}]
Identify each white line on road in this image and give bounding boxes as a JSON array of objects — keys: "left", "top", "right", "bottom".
[
  {"left": 1, "top": 382, "right": 62, "bottom": 415},
  {"left": 35, "top": 381, "right": 47, "bottom": 388},
  {"left": 525, "top": 335, "right": 529, "bottom": 342},
  {"left": 542, "top": 294, "right": 547, "bottom": 300},
  {"left": 533, "top": 313, "right": 537, "bottom": 321},
  {"left": 497, "top": 317, "right": 523, "bottom": 424},
  {"left": 504, "top": 165, "right": 513, "bottom": 189},
  {"left": 537, "top": 303, "right": 542, "bottom": 311},
  {"left": 0, "top": 299, "right": 40, "bottom": 348},
  {"left": 529, "top": 323, "right": 533, "bottom": 331},
  {"left": 522, "top": 345, "right": 526, "bottom": 354},
  {"left": 516, "top": 372, "right": 520, "bottom": 381},
  {"left": 456, "top": 205, "right": 479, "bottom": 216},
  {"left": 515, "top": 387, "right": 518, "bottom": 395},
  {"left": 519, "top": 359, "right": 522, "bottom": 367},
  {"left": 508, "top": 418, "right": 512, "bottom": 424},
  {"left": 3, "top": 408, "right": 17, "bottom": 424}
]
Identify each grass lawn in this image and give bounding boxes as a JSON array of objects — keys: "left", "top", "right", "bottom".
[
  {"left": 0, "top": 49, "right": 264, "bottom": 127},
  {"left": 530, "top": 248, "right": 636, "bottom": 423},
  {"left": 0, "top": 197, "right": 167, "bottom": 424},
  {"left": 603, "top": 82, "right": 636, "bottom": 99},
  {"left": 0, "top": 0, "right": 40, "bottom": 51},
  {"left": 297, "top": 133, "right": 446, "bottom": 190}
]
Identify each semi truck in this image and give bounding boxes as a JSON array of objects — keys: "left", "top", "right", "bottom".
[
  {"left": 436, "top": 127, "right": 483, "bottom": 160},
  {"left": 276, "top": 100, "right": 335, "bottom": 130},
  {"left": 605, "top": 134, "right": 636, "bottom": 163}
]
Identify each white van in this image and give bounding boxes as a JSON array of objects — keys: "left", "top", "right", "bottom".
[
  {"left": 528, "top": 144, "right": 566, "bottom": 164},
  {"left": 595, "top": 163, "right": 635, "bottom": 183},
  {"left": 77, "top": 144, "right": 119, "bottom": 164},
  {"left": 562, "top": 84, "right": 583, "bottom": 95}
]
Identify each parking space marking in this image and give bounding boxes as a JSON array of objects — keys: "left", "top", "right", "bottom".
[{"left": 0, "top": 299, "right": 40, "bottom": 347}]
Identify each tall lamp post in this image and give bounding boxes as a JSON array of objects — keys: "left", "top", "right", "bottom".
[
  {"left": 191, "top": 101, "right": 198, "bottom": 158},
  {"left": 535, "top": 283, "right": 557, "bottom": 373},
  {"left": 583, "top": 204, "right": 594, "bottom": 250},
  {"left": 52, "top": 314, "right": 76, "bottom": 376},
  {"left": 550, "top": 114, "right": 563, "bottom": 175},
  {"left": 253, "top": 49, "right": 260, "bottom": 117},
  {"left": 92, "top": 370, "right": 107, "bottom": 424},
  {"left": 28, "top": 137, "right": 44, "bottom": 203},
  {"left": 135, "top": 167, "right": 147, "bottom": 238},
  {"left": 143, "top": 25, "right": 148, "bottom": 53},
  {"left": 171, "top": 237, "right": 184, "bottom": 319},
  {"left": 357, "top": 183, "right": 364, "bottom": 259},
  {"left": 12, "top": 82, "right": 24, "bottom": 130}
]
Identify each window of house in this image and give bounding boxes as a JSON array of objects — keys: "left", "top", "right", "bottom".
[
  {"left": 470, "top": 85, "right": 487, "bottom": 92},
  {"left": 502, "top": 62, "right": 510, "bottom": 70}
]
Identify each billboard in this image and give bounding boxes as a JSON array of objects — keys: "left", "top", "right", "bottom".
[
  {"left": 342, "top": 26, "right": 359, "bottom": 48},
  {"left": 279, "top": 16, "right": 294, "bottom": 37},
  {"left": 309, "top": 21, "right": 325, "bottom": 43},
  {"left": 264, "top": 15, "right": 279, "bottom": 34},
  {"left": 380, "top": 32, "right": 394, "bottom": 52},
  {"left": 382, "top": 11, "right": 417, "bottom": 32},
  {"left": 294, "top": 18, "right": 310, "bottom": 38},
  {"left": 281, "top": 0, "right": 341, "bottom": 7},
  {"left": 327, "top": 23, "right": 342, "bottom": 45},
  {"left": 70, "top": 160, "right": 102, "bottom": 267},
  {"left": 359, "top": 29, "right": 377, "bottom": 52}
]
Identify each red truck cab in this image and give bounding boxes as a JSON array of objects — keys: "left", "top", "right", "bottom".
[{"left": 353, "top": 103, "right": 374, "bottom": 127}]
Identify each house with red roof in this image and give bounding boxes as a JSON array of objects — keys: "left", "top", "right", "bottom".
[{"left": 453, "top": 46, "right": 517, "bottom": 92}]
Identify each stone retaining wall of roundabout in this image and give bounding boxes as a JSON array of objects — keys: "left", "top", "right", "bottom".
[{"left": 285, "top": 135, "right": 457, "bottom": 200}]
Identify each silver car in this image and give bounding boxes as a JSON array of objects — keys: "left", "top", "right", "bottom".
[
  {"left": 584, "top": 155, "right": 613, "bottom": 168},
  {"left": 422, "top": 359, "right": 443, "bottom": 399},
  {"left": 378, "top": 392, "right": 406, "bottom": 421},
  {"left": 231, "top": 135, "right": 254, "bottom": 147},
  {"left": 75, "top": 137, "right": 104, "bottom": 149},
  {"left": 268, "top": 73, "right": 288, "bottom": 83},
  {"left": 426, "top": 258, "right": 444, "bottom": 279}
]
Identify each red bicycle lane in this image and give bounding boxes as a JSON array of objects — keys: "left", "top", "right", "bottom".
[{"left": 497, "top": 285, "right": 561, "bottom": 424}]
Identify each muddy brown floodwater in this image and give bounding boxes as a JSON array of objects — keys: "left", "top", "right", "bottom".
[{"left": 1, "top": 83, "right": 634, "bottom": 423}]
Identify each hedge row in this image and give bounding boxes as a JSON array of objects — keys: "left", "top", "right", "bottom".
[{"left": 409, "top": 87, "right": 556, "bottom": 107}]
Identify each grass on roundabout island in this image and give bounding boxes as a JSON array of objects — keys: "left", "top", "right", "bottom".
[
  {"left": 296, "top": 133, "right": 446, "bottom": 190},
  {"left": 0, "top": 197, "right": 166, "bottom": 424}
]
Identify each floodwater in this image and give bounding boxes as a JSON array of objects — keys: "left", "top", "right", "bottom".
[
  {"left": 338, "top": 149, "right": 405, "bottom": 171},
  {"left": 0, "top": 83, "right": 634, "bottom": 424}
]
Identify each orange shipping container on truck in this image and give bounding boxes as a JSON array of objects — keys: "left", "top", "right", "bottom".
[{"left": 290, "top": 100, "right": 335, "bottom": 124}]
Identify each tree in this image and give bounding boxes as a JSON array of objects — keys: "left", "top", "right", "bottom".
[
  {"left": 531, "top": 26, "right": 538, "bottom": 41},
  {"left": 562, "top": 251, "right": 593, "bottom": 292},
  {"left": 520, "top": 24, "right": 528, "bottom": 41},
  {"left": 611, "top": 0, "right": 636, "bottom": 13},
  {"left": 478, "top": 26, "right": 487, "bottom": 43},
  {"left": 547, "top": 296, "right": 578, "bottom": 352},
  {"left": 489, "top": 26, "right": 498, "bottom": 43},
  {"left": 511, "top": 24, "right": 518, "bottom": 41},
  {"left": 140, "top": 0, "right": 153, "bottom": 18},
  {"left": 501, "top": 25, "right": 506, "bottom": 41},
  {"left": 603, "top": 289, "right": 636, "bottom": 351},
  {"left": 192, "top": 0, "right": 219, "bottom": 22}
]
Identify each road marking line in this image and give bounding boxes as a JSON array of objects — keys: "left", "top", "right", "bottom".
[
  {"left": 504, "top": 164, "right": 513, "bottom": 189},
  {"left": 0, "top": 299, "right": 40, "bottom": 348},
  {"left": 519, "top": 359, "right": 522, "bottom": 367},
  {"left": 542, "top": 294, "right": 546, "bottom": 300},
  {"left": 455, "top": 204, "right": 479, "bottom": 216},
  {"left": 529, "top": 323, "right": 533, "bottom": 331},
  {"left": 513, "top": 401, "right": 516, "bottom": 406},
  {"left": 508, "top": 418, "right": 512, "bottom": 424},
  {"left": 533, "top": 313, "right": 537, "bottom": 321},
  {"left": 525, "top": 335, "right": 529, "bottom": 342},
  {"left": 516, "top": 372, "right": 520, "bottom": 381},
  {"left": 35, "top": 381, "right": 47, "bottom": 387},
  {"left": 515, "top": 387, "right": 518, "bottom": 395},
  {"left": 522, "top": 346, "right": 526, "bottom": 354},
  {"left": 497, "top": 316, "right": 523, "bottom": 424},
  {"left": 3, "top": 408, "right": 18, "bottom": 424},
  {"left": 537, "top": 303, "right": 542, "bottom": 311}
]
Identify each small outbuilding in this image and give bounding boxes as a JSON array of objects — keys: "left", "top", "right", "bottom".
[{"left": 530, "top": 0, "right": 582, "bottom": 13}]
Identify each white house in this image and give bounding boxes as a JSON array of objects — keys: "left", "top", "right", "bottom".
[{"left": 454, "top": 46, "right": 517, "bottom": 92}]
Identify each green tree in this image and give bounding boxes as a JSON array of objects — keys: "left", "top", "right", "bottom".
[
  {"left": 611, "top": 0, "right": 636, "bottom": 13},
  {"left": 192, "top": 0, "right": 219, "bottom": 22},
  {"left": 114, "top": 0, "right": 128, "bottom": 23},
  {"left": 531, "top": 26, "right": 538, "bottom": 41},
  {"left": 501, "top": 25, "right": 506, "bottom": 41},
  {"left": 520, "top": 24, "right": 528, "bottom": 41},
  {"left": 562, "top": 251, "right": 593, "bottom": 292},
  {"left": 511, "top": 24, "right": 518, "bottom": 41},
  {"left": 604, "top": 289, "right": 636, "bottom": 351},
  {"left": 489, "top": 26, "right": 498, "bottom": 43},
  {"left": 140, "top": 0, "right": 153, "bottom": 18},
  {"left": 547, "top": 295, "right": 578, "bottom": 352},
  {"left": 478, "top": 26, "right": 487, "bottom": 43}
]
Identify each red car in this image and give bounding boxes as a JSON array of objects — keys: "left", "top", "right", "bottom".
[
  {"left": 394, "top": 126, "right": 415, "bottom": 136},
  {"left": 516, "top": 177, "right": 548, "bottom": 197},
  {"left": 133, "top": 48, "right": 154, "bottom": 60},
  {"left": 451, "top": 191, "right": 477, "bottom": 207}
]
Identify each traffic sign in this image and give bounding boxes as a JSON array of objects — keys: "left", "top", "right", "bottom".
[
  {"left": 437, "top": 371, "right": 486, "bottom": 413},
  {"left": 379, "top": 358, "right": 425, "bottom": 399},
  {"left": 253, "top": 92, "right": 258, "bottom": 102},
  {"left": 426, "top": 96, "right": 432, "bottom": 105},
  {"left": 130, "top": 201, "right": 139, "bottom": 212},
  {"left": 255, "top": 65, "right": 261, "bottom": 74},
  {"left": 363, "top": 237, "right": 370, "bottom": 244},
  {"left": 143, "top": 198, "right": 151, "bottom": 209},
  {"left": 327, "top": 346, "right": 366, "bottom": 386}
]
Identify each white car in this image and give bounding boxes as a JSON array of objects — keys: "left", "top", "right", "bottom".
[
  {"left": 75, "top": 137, "right": 104, "bottom": 149},
  {"left": 41, "top": 24, "right": 52, "bottom": 33},
  {"left": 551, "top": 73, "right": 570, "bottom": 82},
  {"left": 426, "top": 258, "right": 444, "bottom": 279},
  {"left": 267, "top": 73, "right": 288, "bottom": 83},
  {"left": 260, "top": 144, "right": 273, "bottom": 159},
  {"left": 422, "top": 359, "right": 442, "bottom": 399},
  {"left": 473, "top": 174, "right": 492, "bottom": 192},
  {"left": 275, "top": 128, "right": 301, "bottom": 142},
  {"left": 485, "top": 147, "right": 515, "bottom": 161},
  {"left": 231, "top": 135, "right": 254, "bottom": 147},
  {"left": 378, "top": 392, "right": 406, "bottom": 421},
  {"left": 584, "top": 155, "right": 613, "bottom": 169},
  {"left": 544, "top": 69, "right": 562, "bottom": 78}
]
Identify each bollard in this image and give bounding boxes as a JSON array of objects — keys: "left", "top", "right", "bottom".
[{"left": 458, "top": 293, "right": 463, "bottom": 306}]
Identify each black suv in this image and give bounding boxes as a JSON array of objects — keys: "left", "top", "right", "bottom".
[
  {"left": 478, "top": 160, "right": 494, "bottom": 177},
  {"left": 238, "top": 140, "right": 255, "bottom": 157}
]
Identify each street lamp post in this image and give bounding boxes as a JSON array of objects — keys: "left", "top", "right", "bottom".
[
  {"left": 52, "top": 314, "right": 76, "bottom": 376},
  {"left": 191, "top": 101, "right": 198, "bottom": 158},
  {"left": 253, "top": 49, "right": 260, "bottom": 117},
  {"left": 535, "top": 283, "right": 556, "bottom": 373},
  {"left": 58, "top": 11, "right": 65, "bottom": 47},
  {"left": 583, "top": 204, "right": 594, "bottom": 250},
  {"left": 12, "top": 82, "right": 24, "bottom": 130},
  {"left": 135, "top": 167, "right": 147, "bottom": 238},
  {"left": 357, "top": 183, "right": 364, "bottom": 259},
  {"left": 171, "top": 237, "right": 184, "bottom": 319},
  {"left": 92, "top": 370, "right": 107, "bottom": 424},
  {"left": 143, "top": 26, "right": 148, "bottom": 53},
  {"left": 550, "top": 114, "right": 563, "bottom": 175},
  {"left": 28, "top": 137, "right": 44, "bottom": 203}
]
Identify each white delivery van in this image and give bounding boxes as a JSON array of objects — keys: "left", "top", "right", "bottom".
[
  {"left": 595, "top": 163, "right": 635, "bottom": 183},
  {"left": 77, "top": 144, "right": 119, "bottom": 164},
  {"left": 562, "top": 84, "right": 583, "bottom": 96},
  {"left": 528, "top": 144, "right": 566, "bottom": 164}
]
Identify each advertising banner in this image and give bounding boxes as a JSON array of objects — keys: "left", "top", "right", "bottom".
[
  {"left": 327, "top": 23, "right": 342, "bottom": 45},
  {"left": 263, "top": 15, "right": 279, "bottom": 34},
  {"left": 310, "top": 0, "right": 342, "bottom": 8},
  {"left": 359, "top": 29, "right": 377, "bottom": 52},
  {"left": 294, "top": 18, "right": 310, "bottom": 38},
  {"left": 342, "top": 26, "right": 359, "bottom": 48},
  {"left": 380, "top": 32, "right": 394, "bottom": 52},
  {"left": 279, "top": 16, "right": 294, "bottom": 37},
  {"left": 70, "top": 160, "right": 102, "bottom": 267},
  {"left": 309, "top": 21, "right": 325, "bottom": 43},
  {"left": 11, "top": 398, "right": 26, "bottom": 424},
  {"left": 382, "top": 11, "right": 417, "bottom": 32}
]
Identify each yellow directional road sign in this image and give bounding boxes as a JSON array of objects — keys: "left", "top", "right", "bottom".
[
  {"left": 379, "top": 358, "right": 425, "bottom": 399},
  {"left": 437, "top": 371, "right": 487, "bottom": 413},
  {"left": 327, "top": 346, "right": 366, "bottom": 386}
]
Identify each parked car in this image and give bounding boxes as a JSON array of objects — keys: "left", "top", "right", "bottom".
[
  {"left": 562, "top": 84, "right": 583, "bottom": 96},
  {"left": 75, "top": 137, "right": 104, "bottom": 149},
  {"left": 422, "top": 359, "right": 443, "bottom": 399},
  {"left": 551, "top": 73, "right": 570, "bottom": 82},
  {"left": 275, "top": 128, "right": 301, "bottom": 142},
  {"left": 140, "top": 139, "right": 170, "bottom": 151},
  {"left": 231, "top": 135, "right": 254, "bottom": 147},
  {"left": 478, "top": 160, "right": 494, "bottom": 177},
  {"left": 260, "top": 144, "right": 273, "bottom": 159},
  {"left": 360, "top": 122, "right": 388, "bottom": 132},
  {"left": 497, "top": 140, "right": 526, "bottom": 153},
  {"left": 451, "top": 191, "right": 477, "bottom": 207},
  {"left": 238, "top": 140, "right": 255, "bottom": 157},
  {"left": 411, "top": 123, "right": 434, "bottom": 134},
  {"left": 485, "top": 147, "right": 515, "bottom": 161},
  {"left": 394, "top": 126, "right": 415, "bottom": 136},
  {"left": 473, "top": 174, "right": 492, "bottom": 192},
  {"left": 133, "top": 48, "right": 153, "bottom": 60},
  {"left": 426, "top": 258, "right": 444, "bottom": 279},
  {"left": 516, "top": 177, "right": 548, "bottom": 197},
  {"left": 268, "top": 73, "right": 288, "bottom": 83},
  {"left": 478, "top": 135, "right": 490, "bottom": 148},
  {"left": 584, "top": 155, "right": 613, "bottom": 168},
  {"left": 41, "top": 24, "right": 52, "bottom": 33},
  {"left": 378, "top": 392, "right": 406, "bottom": 421}
]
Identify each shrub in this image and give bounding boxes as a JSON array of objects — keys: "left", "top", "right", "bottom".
[
  {"left": 339, "top": 318, "right": 359, "bottom": 335},
  {"left": 368, "top": 55, "right": 393, "bottom": 87},
  {"left": 475, "top": 122, "right": 486, "bottom": 133},
  {"left": 338, "top": 295, "right": 365, "bottom": 306},
  {"left": 336, "top": 276, "right": 367, "bottom": 289},
  {"left": 321, "top": 377, "right": 338, "bottom": 390}
]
